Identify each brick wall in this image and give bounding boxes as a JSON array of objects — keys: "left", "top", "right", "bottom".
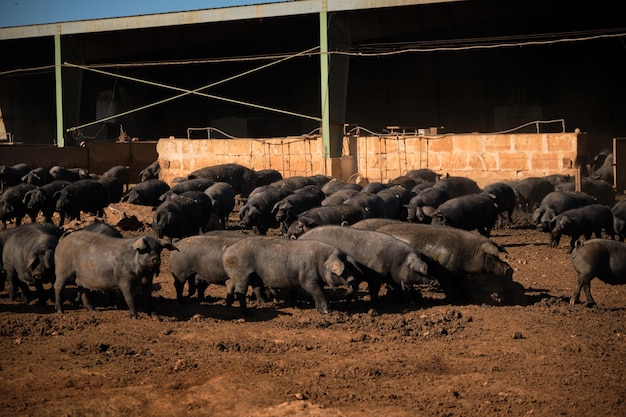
[{"left": 157, "top": 132, "right": 583, "bottom": 188}]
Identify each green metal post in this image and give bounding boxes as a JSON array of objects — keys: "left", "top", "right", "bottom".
[
  {"left": 319, "top": 3, "right": 330, "bottom": 158},
  {"left": 54, "top": 27, "right": 64, "bottom": 147}
]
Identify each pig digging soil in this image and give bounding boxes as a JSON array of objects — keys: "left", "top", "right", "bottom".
[{"left": 1, "top": 203, "right": 625, "bottom": 417}]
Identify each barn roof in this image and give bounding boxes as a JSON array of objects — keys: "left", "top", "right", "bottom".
[{"left": 0, "top": 0, "right": 460, "bottom": 40}]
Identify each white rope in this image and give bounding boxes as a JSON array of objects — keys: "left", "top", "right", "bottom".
[
  {"left": 345, "top": 119, "right": 567, "bottom": 139},
  {"left": 336, "top": 31, "right": 626, "bottom": 57},
  {"left": 3, "top": 29, "right": 624, "bottom": 77},
  {"left": 66, "top": 46, "right": 321, "bottom": 132}
]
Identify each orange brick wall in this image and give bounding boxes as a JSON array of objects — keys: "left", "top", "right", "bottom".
[
  {"left": 157, "top": 132, "right": 582, "bottom": 188},
  {"left": 157, "top": 136, "right": 328, "bottom": 184}
]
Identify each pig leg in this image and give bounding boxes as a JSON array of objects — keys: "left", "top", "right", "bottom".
[
  {"left": 549, "top": 233, "right": 561, "bottom": 248},
  {"left": 365, "top": 276, "right": 384, "bottom": 304},
  {"left": 225, "top": 287, "right": 235, "bottom": 307},
  {"left": 251, "top": 278, "right": 269, "bottom": 304},
  {"left": 196, "top": 280, "right": 211, "bottom": 302},
  {"left": 7, "top": 273, "right": 33, "bottom": 303},
  {"left": 286, "top": 288, "right": 298, "bottom": 307},
  {"left": 571, "top": 272, "right": 596, "bottom": 307},
  {"left": 568, "top": 237, "right": 577, "bottom": 254},
  {"left": 141, "top": 281, "right": 154, "bottom": 317},
  {"left": 301, "top": 281, "right": 330, "bottom": 314},
  {"left": 231, "top": 274, "right": 252, "bottom": 316},
  {"left": 6, "top": 273, "right": 21, "bottom": 301},
  {"left": 343, "top": 277, "right": 361, "bottom": 303},
  {"left": 173, "top": 277, "right": 187, "bottom": 303},
  {"left": 34, "top": 281, "right": 47, "bottom": 306},
  {"left": 187, "top": 276, "right": 197, "bottom": 297},
  {"left": 235, "top": 291, "right": 251, "bottom": 316},
  {"left": 79, "top": 289, "right": 96, "bottom": 311},
  {"left": 54, "top": 280, "right": 66, "bottom": 313},
  {"left": 118, "top": 281, "right": 138, "bottom": 319},
  {"left": 580, "top": 278, "right": 596, "bottom": 307},
  {"left": 224, "top": 279, "right": 235, "bottom": 305}
]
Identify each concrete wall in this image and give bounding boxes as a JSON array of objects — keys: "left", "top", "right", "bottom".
[{"left": 157, "top": 132, "right": 584, "bottom": 188}]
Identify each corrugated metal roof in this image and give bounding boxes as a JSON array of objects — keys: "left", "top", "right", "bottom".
[{"left": 0, "top": 0, "right": 460, "bottom": 40}]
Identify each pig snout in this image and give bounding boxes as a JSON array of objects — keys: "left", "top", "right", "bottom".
[
  {"left": 504, "top": 266, "right": 514, "bottom": 280},
  {"left": 275, "top": 210, "right": 286, "bottom": 222},
  {"left": 150, "top": 254, "right": 161, "bottom": 276},
  {"left": 138, "top": 253, "right": 162, "bottom": 277}
]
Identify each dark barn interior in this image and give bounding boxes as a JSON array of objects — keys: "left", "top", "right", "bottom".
[{"left": 1, "top": 0, "right": 625, "bottom": 146}]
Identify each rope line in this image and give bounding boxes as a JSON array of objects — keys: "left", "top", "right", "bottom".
[
  {"left": 3, "top": 29, "right": 624, "bottom": 78},
  {"left": 65, "top": 46, "right": 321, "bottom": 132}
]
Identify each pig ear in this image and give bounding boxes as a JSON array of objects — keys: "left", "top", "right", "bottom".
[
  {"left": 421, "top": 206, "right": 435, "bottom": 217},
  {"left": 43, "top": 250, "right": 55, "bottom": 269},
  {"left": 481, "top": 241, "right": 506, "bottom": 256},
  {"left": 344, "top": 254, "right": 364, "bottom": 274},
  {"left": 131, "top": 237, "right": 150, "bottom": 252},
  {"left": 159, "top": 240, "right": 179, "bottom": 251},
  {"left": 325, "top": 253, "right": 345, "bottom": 277},
  {"left": 27, "top": 255, "right": 40, "bottom": 271},
  {"left": 299, "top": 216, "right": 316, "bottom": 227}
]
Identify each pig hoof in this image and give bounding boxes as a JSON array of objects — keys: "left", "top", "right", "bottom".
[
  {"left": 225, "top": 295, "right": 234, "bottom": 307},
  {"left": 316, "top": 304, "right": 330, "bottom": 314}
]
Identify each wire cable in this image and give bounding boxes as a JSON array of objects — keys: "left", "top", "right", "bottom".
[{"left": 65, "top": 46, "right": 322, "bottom": 132}]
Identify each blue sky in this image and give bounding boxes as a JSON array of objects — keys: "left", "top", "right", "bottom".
[{"left": 0, "top": 1, "right": 284, "bottom": 28}]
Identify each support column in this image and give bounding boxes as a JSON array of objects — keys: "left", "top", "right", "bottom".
[
  {"left": 319, "top": 4, "right": 330, "bottom": 159},
  {"left": 54, "top": 26, "right": 64, "bottom": 147},
  {"left": 319, "top": 6, "right": 351, "bottom": 178},
  {"left": 62, "top": 36, "right": 85, "bottom": 146}
]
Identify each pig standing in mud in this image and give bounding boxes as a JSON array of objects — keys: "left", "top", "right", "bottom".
[
  {"left": 298, "top": 225, "right": 435, "bottom": 304},
  {"left": 570, "top": 239, "right": 626, "bottom": 307},
  {"left": 222, "top": 236, "right": 360, "bottom": 315},
  {"left": 548, "top": 203, "right": 615, "bottom": 253},
  {"left": 351, "top": 218, "right": 524, "bottom": 306},
  {"left": 1, "top": 223, "right": 61, "bottom": 304},
  {"left": 169, "top": 233, "right": 248, "bottom": 302},
  {"left": 54, "top": 231, "right": 177, "bottom": 318}
]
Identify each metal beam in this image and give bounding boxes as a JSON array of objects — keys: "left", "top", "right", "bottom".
[
  {"left": 319, "top": 4, "right": 330, "bottom": 159},
  {"left": 54, "top": 27, "right": 64, "bottom": 147},
  {"left": 0, "top": 0, "right": 462, "bottom": 40}
]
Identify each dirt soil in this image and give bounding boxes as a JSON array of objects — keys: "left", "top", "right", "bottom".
[{"left": 1, "top": 204, "right": 625, "bottom": 417}]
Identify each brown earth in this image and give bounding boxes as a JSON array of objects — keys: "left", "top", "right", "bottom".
[{"left": 1, "top": 204, "right": 625, "bottom": 417}]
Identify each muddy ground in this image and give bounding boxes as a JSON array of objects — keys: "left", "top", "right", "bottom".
[{"left": 1, "top": 204, "right": 625, "bottom": 417}]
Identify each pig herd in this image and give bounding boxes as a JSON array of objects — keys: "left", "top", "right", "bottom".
[{"left": 0, "top": 160, "right": 625, "bottom": 319}]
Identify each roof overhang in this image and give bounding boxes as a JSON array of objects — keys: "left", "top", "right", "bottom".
[{"left": 0, "top": 0, "right": 462, "bottom": 40}]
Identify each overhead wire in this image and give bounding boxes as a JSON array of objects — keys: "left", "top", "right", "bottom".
[
  {"left": 2, "top": 27, "right": 623, "bottom": 139},
  {"left": 2, "top": 28, "right": 624, "bottom": 77}
]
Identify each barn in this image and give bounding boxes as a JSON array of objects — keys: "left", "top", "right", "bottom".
[{"left": 1, "top": 0, "right": 625, "bottom": 187}]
